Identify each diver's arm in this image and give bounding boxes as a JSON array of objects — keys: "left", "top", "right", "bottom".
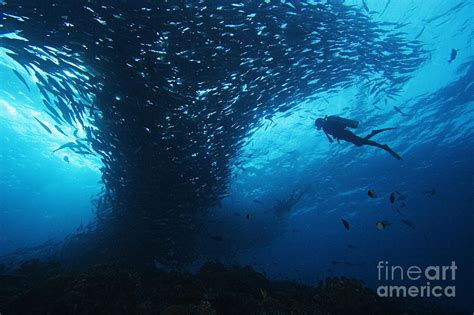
[{"left": 324, "top": 132, "right": 334, "bottom": 143}]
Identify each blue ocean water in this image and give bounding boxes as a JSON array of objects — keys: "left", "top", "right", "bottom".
[{"left": 0, "top": 0, "right": 473, "bottom": 312}]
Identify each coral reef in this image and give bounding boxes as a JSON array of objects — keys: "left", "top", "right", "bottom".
[{"left": 0, "top": 260, "right": 465, "bottom": 315}]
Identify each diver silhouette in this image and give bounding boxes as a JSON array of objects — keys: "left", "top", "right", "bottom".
[{"left": 315, "top": 116, "right": 402, "bottom": 160}]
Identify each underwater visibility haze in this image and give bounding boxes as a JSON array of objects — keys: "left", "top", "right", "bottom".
[{"left": 0, "top": 0, "right": 473, "bottom": 313}]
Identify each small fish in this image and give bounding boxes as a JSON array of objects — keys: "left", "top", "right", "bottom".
[
  {"left": 422, "top": 189, "right": 436, "bottom": 196},
  {"left": 381, "top": 0, "right": 391, "bottom": 15},
  {"left": 74, "top": 150, "right": 94, "bottom": 156},
  {"left": 53, "top": 141, "right": 77, "bottom": 153},
  {"left": 347, "top": 244, "right": 358, "bottom": 249},
  {"left": 368, "top": 190, "right": 377, "bottom": 198},
  {"left": 448, "top": 49, "right": 458, "bottom": 64},
  {"left": 33, "top": 117, "right": 52, "bottom": 134},
  {"left": 414, "top": 26, "right": 425, "bottom": 39},
  {"left": 12, "top": 69, "right": 31, "bottom": 91},
  {"left": 246, "top": 213, "right": 252, "bottom": 220},
  {"left": 376, "top": 221, "right": 391, "bottom": 230},
  {"left": 362, "top": 0, "right": 369, "bottom": 13},
  {"left": 401, "top": 219, "right": 416, "bottom": 229},
  {"left": 54, "top": 125, "right": 68, "bottom": 137},
  {"left": 209, "top": 235, "right": 223, "bottom": 241},
  {"left": 341, "top": 219, "right": 350, "bottom": 230},
  {"left": 253, "top": 199, "right": 263, "bottom": 204},
  {"left": 389, "top": 192, "right": 396, "bottom": 204},
  {"left": 393, "top": 106, "right": 409, "bottom": 117},
  {"left": 63, "top": 156, "right": 69, "bottom": 163}
]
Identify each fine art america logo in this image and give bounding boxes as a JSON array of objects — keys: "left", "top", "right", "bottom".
[{"left": 376, "top": 261, "right": 457, "bottom": 298}]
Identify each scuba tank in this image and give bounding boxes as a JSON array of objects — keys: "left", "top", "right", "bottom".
[{"left": 326, "top": 116, "right": 359, "bottom": 129}]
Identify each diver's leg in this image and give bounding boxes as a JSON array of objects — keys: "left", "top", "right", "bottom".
[
  {"left": 382, "top": 144, "right": 402, "bottom": 160},
  {"left": 340, "top": 130, "right": 402, "bottom": 160},
  {"left": 337, "top": 130, "right": 364, "bottom": 146},
  {"left": 363, "top": 139, "right": 402, "bottom": 160},
  {"left": 364, "top": 128, "right": 397, "bottom": 140}
]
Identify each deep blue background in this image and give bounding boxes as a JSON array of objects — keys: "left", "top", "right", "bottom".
[{"left": 1, "top": 0, "right": 472, "bottom": 311}]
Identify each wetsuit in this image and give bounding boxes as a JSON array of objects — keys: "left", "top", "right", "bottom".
[{"left": 319, "top": 117, "right": 402, "bottom": 160}]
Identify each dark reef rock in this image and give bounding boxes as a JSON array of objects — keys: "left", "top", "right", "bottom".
[{"left": 0, "top": 260, "right": 466, "bottom": 315}]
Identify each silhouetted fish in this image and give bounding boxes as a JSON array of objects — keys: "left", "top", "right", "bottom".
[
  {"left": 448, "top": 49, "right": 458, "bottom": 64},
  {"left": 54, "top": 125, "right": 68, "bottom": 137},
  {"left": 389, "top": 192, "right": 396, "bottom": 204},
  {"left": 381, "top": 0, "right": 391, "bottom": 15},
  {"left": 12, "top": 69, "right": 30, "bottom": 91},
  {"left": 362, "top": 0, "right": 369, "bottom": 13},
  {"left": 376, "top": 221, "right": 391, "bottom": 230},
  {"left": 33, "top": 117, "right": 52, "bottom": 134},
  {"left": 341, "top": 219, "right": 350, "bottom": 230},
  {"left": 53, "top": 142, "right": 77, "bottom": 153},
  {"left": 414, "top": 26, "right": 425, "bottom": 39},
  {"left": 368, "top": 190, "right": 377, "bottom": 198},
  {"left": 393, "top": 106, "right": 409, "bottom": 117}
]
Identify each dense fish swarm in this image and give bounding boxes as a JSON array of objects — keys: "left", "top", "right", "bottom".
[{"left": 0, "top": 1, "right": 427, "bottom": 265}]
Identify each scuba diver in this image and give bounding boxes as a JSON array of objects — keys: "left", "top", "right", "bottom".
[{"left": 315, "top": 115, "right": 402, "bottom": 160}]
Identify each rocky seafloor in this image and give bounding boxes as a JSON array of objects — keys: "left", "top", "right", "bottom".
[{"left": 0, "top": 260, "right": 466, "bottom": 315}]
